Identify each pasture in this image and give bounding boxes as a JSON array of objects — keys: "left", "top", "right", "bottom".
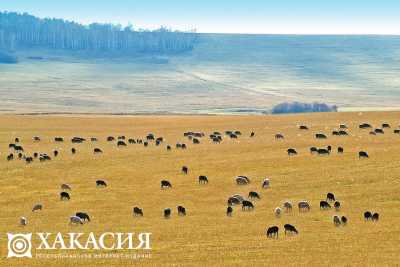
[
  {"left": 0, "top": 111, "right": 399, "bottom": 266},
  {"left": 2, "top": 35, "right": 400, "bottom": 114}
]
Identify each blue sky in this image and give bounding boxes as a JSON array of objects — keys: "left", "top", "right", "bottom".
[{"left": 1, "top": 0, "right": 399, "bottom": 34}]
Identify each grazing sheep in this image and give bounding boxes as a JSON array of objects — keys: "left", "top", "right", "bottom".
[
  {"left": 161, "top": 180, "right": 172, "bottom": 189},
  {"left": 70, "top": 216, "right": 83, "bottom": 225},
  {"left": 60, "top": 192, "right": 70, "bottom": 201},
  {"left": 177, "top": 206, "right": 186, "bottom": 216},
  {"left": 287, "top": 148, "right": 297, "bottom": 156},
  {"left": 364, "top": 211, "right": 373, "bottom": 221},
  {"left": 242, "top": 200, "right": 254, "bottom": 211},
  {"left": 333, "top": 215, "right": 341, "bottom": 227},
  {"left": 61, "top": 184, "right": 72, "bottom": 191},
  {"left": 32, "top": 204, "right": 43, "bottom": 212},
  {"left": 182, "top": 166, "right": 188, "bottom": 174},
  {"left": 212, "top": 137, "right": 221, "bottom": 143},
  {"left": 164, "top": 208, "right": 171, "bottom": 219},
  {"left": 39, "top": 154, "right": 51, "bottom": 162},
  {"left": 298, "top": 201, "right": 311, "bottom": 212},
  {"left": 76, "top": 212, "right": 91, "bottom": 222},
  {"left": 94, "top": 148, "right": 103, "bottom": 154},
  {"left": 359, "top": 151, "right": 369, "bottom": 158},
  {"left": 262, "top": 178, "right": 270, "bottom": 189},
  {"left": 299, "top": 125, "right": 309, "bottom": 130},
  {"left": 107, "top": 136, "right": 115, "bottom": 142},
  {"left": 315, "top": 133, "right": 327, "bottom": 139},
  {"left": 199, "top": 175, "right": 208, "bottom": 184},
  {"left": 310, "top": 147, "right": 318, "bottom": 154},
  {"left": 236, "top": 176, "right": 250, "bottom": 185},
  {"left": 166, "top": 145, "right": 172, "bottom": 151},
  {"left": 7, "top": 153, "right": 14, "bottom": 161},
  {"left": 334, "top": 201, "right": 341, "bottom": 211},
  {"left": 283, "top": 201, "right": 293, "bottom": 212},
  {"left": 327, "top": 192, "right": 335, "bottom": 201},
  {"left": 229, "top": 134, "right": 238, "bottom": 139},
  {"left": 55, "top": 137, "right": 64, "bottom": 142},
  {"left": 117, "top": 141, "right": 127, "bottom": 147},
  {"left": 192, "top": 138, "right": 200, "bottom": 144},
  {"left": 15, "top": 145, "right": 24, "bottom": 152},
  {"left": 338, "top": 147, "right": 344, "bottom": 153},
  {"left": 275, "top": 133, "right": 284, "bottom": 140},
  {"left": 96, "top": 180, "right": 107, "bottom": 187},
  {"left": 250, "top": 132, "right": 255, "bottom": 137},
  {"left": 227, "top": 206, "right": 233, "bottom": 216},
  {"left": 341, "top": 216, "right": 348, "bottom": 225},
  {"left": 71, "top": 148, "right": 76, "bottom": 154},
  {"left": 284, "top": 224, "right": 298, "bottom": 235},
  {"left": 266, "top": 226, "right": 279, "bottom": 238},
  {"left": 317, "top": 148, "right": 330, "bottom": 155},
  {"left": 372, "top": 213, "right": 379, "bottom": 222},
  {"left": 359, "top": 123, "right": 372, "bottom": 129},
  {"left": 382, "top": 123, "right": 390, "bottom": 128},
  {"left": 320, "top": 200, "right": 331, "bottom": 210},
  {"left": 199, "top": 175, "right": 209, "bottom": 184},
  {"left": 20, "top": 217, "right": 27, "bottom": 226},
  {"left": 274, "top": 207, "right": 282, "bottom": 218},
  {"left": 133, "top": 207, "right": 144, "bottom": 217},
  {"left": 248, "top": 191, "right": 260, "bottom": 199},
  {"left": 227, "top": 196, "right": 243, "bottom": 206}
]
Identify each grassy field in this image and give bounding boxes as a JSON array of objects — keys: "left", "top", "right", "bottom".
[
  {"left": 0, "top": 111, "right": 399, "bottom": 266},
  {"left": 1, "top": 35, "right": 400, "bottom": 114}
]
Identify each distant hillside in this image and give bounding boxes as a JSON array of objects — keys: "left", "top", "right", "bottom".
[{"left": 0, "top": 11, "right": 198, "bottom": 54}]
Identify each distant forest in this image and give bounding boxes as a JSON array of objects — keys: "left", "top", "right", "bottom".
[
  {"left": 272, "top": 102, "right": 338, "bottom": 114},
  {"left": 0, "top": 11, "right": 198, "bottom": 54}
]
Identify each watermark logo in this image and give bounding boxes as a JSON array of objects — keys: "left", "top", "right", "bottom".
[
  {"left": 7, "top": 233, "right": 32, "bottom": 258},
  {"left": 5, "top": 232, "right": 151, "bottom": 260}
]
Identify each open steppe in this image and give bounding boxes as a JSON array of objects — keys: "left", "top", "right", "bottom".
[{"left": 0, "top": 111, "right": 399, "bottom": 266}]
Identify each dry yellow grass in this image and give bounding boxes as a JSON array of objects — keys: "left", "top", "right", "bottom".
[{"left": 0, "top": 112, "right": 399, "bottom": 267}]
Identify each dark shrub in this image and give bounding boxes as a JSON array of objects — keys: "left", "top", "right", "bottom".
[{"left": 272, "top": 102, "right": 337, "bottom": 114}]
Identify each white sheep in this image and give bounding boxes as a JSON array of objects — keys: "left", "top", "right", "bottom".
[
  {"left": 262, "top": 178, "right": 270, "bottom": 188},
  {"left": 69, "top": 216, "right": 83, "bottom": 225}
]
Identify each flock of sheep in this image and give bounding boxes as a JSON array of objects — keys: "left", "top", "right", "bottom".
[{"left": 8, "top": 120, "right": 394, "bottom": 238}]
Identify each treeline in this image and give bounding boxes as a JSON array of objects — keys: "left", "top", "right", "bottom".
[
  {"left": 0, "top": 11, "right": 198, "bottom": 54},
  {"left": 272, "top": 102, "right": 337, "bottom": 114}
]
